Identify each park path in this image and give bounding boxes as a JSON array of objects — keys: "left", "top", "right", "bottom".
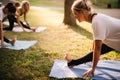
[
  {"left": 93, "top": 9, "right": 120, "bottom": 19},
  {"left": 31, "top": 6, "right": 120, "bottom": 19}
]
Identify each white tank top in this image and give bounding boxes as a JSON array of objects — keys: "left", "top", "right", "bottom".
[{"left": 92, "top": 13, "right": 120, "bottom": 51}]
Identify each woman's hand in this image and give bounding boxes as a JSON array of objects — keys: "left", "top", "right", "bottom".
[
  {"left": 22, "top": 28, "right": 26, "bottom": 32},
  {"left": 82, "top": 68, "right": 94, "bottom": 78}
]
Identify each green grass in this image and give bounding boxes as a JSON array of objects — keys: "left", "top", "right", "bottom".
[
  {"left": 1, "top": 0, "right": 120, "bottom": 80},
  {"left": 17, "top": 0, "right": 64, "bottom": 7},
  {"left": 91, "top": 0, "right": 118, "bottom": 8}
]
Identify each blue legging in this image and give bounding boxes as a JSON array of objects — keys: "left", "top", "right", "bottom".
[{"left": 68, "top": 44, "right": 114, "bottom": 66}]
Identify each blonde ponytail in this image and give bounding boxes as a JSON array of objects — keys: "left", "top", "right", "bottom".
[{"left": 72, "top": 0, "right": 91, "bottom": 12}]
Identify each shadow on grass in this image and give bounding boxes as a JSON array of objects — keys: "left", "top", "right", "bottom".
[
  {"left": 0, "top": 48, "right": 54, "bottom": 80},
  {"left": 49, "top": 77, "right": 90, "bottom": 80},
  {"left": 0, "top": 47, "right": 90, "bottom": 80},
  {"left": 69, "top": 25, "right": 93, "bottom": 40},
  {"left": 0, "top": 48, "right": 33, "bottom": 80}
]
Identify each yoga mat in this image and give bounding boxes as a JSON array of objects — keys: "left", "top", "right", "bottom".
[
  {"left": 3, "top": 21, "right": 46, "bottom": 32},
  {"left": 49, "top": 60, "right": 120, "bottom": 80},
  {"left": 0, "top": 40, "right": 37, "bottom": 50},
  {"left": 3, "top": 22, "right": 18, "bottom": 26},
  {"left": 13, "top": 27, "right": 47, "bottom": 32}
]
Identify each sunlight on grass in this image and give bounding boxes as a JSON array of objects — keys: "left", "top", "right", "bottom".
[
  {"left": 27, "top": 6, "right": 120, "bottom": 61},
  {"left": 28, "top": 6, "right": 64, "bottom": 27},
  {"left": 1, "top": 1, "right": 120, "bottom": 79},
  {"left": 25, "top": 6, "right": 93, "bottom": 59},
  {"left": 77, "top": 21, "right": 93, "bottom": 33}
]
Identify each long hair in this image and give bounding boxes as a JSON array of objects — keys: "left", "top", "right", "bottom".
[{"left": 21, "top": 0, "right": 30, "bottom": 13}]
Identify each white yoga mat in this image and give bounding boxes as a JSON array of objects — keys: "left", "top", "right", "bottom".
[
  {"left": 13, "top": 27, "right": 47, "bottom": 32},
  {"left": 3, "top": 22, "right": 18, "bottom": 26},
  {"left": 49, "top": 60, "right": 120, "bottom": 80},
  {"left": 0, "top": 40, "right": 37, "bottom": 50}
]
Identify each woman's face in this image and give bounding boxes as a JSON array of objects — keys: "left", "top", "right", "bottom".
[
  {"left": 26, "top": 4, "right": 30, "bottom": 10},
  {"left": 25, "top": 4, "right": 30, "bottom": 11},
  {"left": 23, "top": 3, "right": 30, "bottom": 12},
  {"left": 73, "top": 10, "right": 88, "bottom": 22}
]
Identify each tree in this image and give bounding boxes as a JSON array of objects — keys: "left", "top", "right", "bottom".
[{"left": 63, "top": 0, "right": 77, "bottom": 26}]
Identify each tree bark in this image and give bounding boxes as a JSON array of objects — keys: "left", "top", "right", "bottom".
[{"left": 63, "top": 0, "right": 77, "bottom": 26}]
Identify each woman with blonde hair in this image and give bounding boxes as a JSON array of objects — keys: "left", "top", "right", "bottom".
[
  {"left": 65, "top": 0, "right": 120, "bottom": 78},
  {"left": 3, "top": 0, "right": 35, "bottom": 32},
  {"left": 17, "top": 0, "right": 30, "bottom": 27}
]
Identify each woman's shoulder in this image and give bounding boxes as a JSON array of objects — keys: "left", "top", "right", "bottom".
[
  {"left": 94, "top": 13, "right": 108, "bottom": 19},
  {"left": 92, "top": 13, "right": 110, "bottom": 23},
  {"left": 16, "top": 8, "right": 23, "bottom": 15},
  {"left": 16, "top": 7, "right": 20, "bottom": 12},
  {"left": 94, "top": 13, "right": 119, "bottom": 23}
]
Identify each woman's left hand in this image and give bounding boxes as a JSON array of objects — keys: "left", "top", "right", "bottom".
[{"left": 82, "top": 68, "right": 94, "bottom": 78}]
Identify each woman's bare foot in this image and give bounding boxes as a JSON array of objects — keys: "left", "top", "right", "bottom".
[
  {"left": 0, "top": 43, "right": 6, "bottom": 47},
  {"left": 65, "top": 54, "right": 72, "bottom": 62},
  {"left": 9, "top": 37, "right": 17, "bottom": 46},
  {"left": 32, "top": 28, "right": 36, "bottom": 32},
  {"left": 65, "top": 54, "right": 74, "bottom": 68},
  {"left": 31, "top": 27, "right": 37, "bottom": 32}
]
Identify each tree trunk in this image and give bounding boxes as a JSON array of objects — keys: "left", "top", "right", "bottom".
[{"left": 63, "top": 0, "right": 77, "bottom": 26}]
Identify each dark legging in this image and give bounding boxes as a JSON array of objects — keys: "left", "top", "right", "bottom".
[
  {"left": 4, "top": 37, "right": 9, "bottom": 43},
  {"left": 68, "top": 44, "right": 114, "bottom": 66},
  {"left": 3, "top": 15, "right": 30, "bottom": 31}
]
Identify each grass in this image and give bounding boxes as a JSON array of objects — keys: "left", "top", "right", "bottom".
[
  {"left": 91, "top": 0, "right": 118, "bottom": 8},
  {"left": 17, "top": 0, "right": 64, "bottom": 7},
  {"left": 0, "top": 0, "right": 120, "bottom": 80}
]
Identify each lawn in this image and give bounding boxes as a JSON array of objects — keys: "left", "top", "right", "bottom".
[
  {"left": 0, "top": 0, "right": 120, "bottom": 80},
  {"left": 91, "top": 0, "right": 118, "bottom": 8}
]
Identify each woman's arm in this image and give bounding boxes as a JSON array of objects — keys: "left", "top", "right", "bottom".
[
  {"left": 24, "top": 12, "right": 29, "bottom": 26},
  {"left": 92, "top": 40, "right": 102, "bottom": 72},
  {"left": 83, "top": 40, "right": 102, "bottom": 77},
  {"left": 16, "top": 12, "right": 26, "bottom": 32},
  {"left": 0, "top": 21, "right": 4, "bottom": 46}
]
